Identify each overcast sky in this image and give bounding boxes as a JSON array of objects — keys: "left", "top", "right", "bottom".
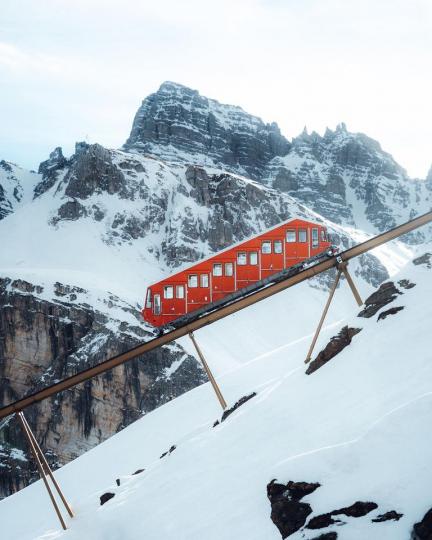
[{"left": 1, "top": 0, "right": 431, "bottom": 178}]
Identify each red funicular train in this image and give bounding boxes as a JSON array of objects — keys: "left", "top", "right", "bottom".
[{"left": 142, "top": 218, "right": 333, "bottom": 329}]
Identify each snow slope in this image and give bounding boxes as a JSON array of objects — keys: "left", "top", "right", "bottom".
[{"left": 1, "top": 256, "right": 431, "bottom": 540}]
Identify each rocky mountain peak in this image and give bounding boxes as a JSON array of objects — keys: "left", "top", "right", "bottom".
[{"left": 123, "top": 82, "right": 291, "bottom": 180}]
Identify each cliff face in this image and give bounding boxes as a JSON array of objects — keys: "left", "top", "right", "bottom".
[
  {"left": 124, "top": 81, "right": 291, "bottom": 181},
  {"left": 123, "top": 83, "right": 432, "bottom": 242},
  {"left": 0, "top": 278, "right": 206, "bottom": 498}
]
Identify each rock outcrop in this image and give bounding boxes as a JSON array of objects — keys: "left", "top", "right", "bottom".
[
  {"left": 124, "top": 81, "right": 291, "bottom": 181},
  {"left": 124, "top": 83, "right": 432, "bottom": 241},
  {"left": 0, "top": 278, "right": 206, "bottom": 499},
  {"left": 306, "top": 326, "right": 362, "bottom": 375}
]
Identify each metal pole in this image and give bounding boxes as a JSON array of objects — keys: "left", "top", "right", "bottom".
[
  {"left": 189, "top": 332, "right": 227, "bottom": 410},
  {"left": 16, "top": 412, "right": 67, "bottom": 530},
  {"left": 339, "top": 262, "right": 363, "bottom": 306},
  {"left": 305, "top": 270, "right": 342, "bottom": 364},
  {"left": 20, "top": 413, "right": 74, "bottom": 518}
]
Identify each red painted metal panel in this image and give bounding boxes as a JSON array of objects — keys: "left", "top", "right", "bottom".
[{"left": 142, "top": 218, "right": 332, "bottom": 327}]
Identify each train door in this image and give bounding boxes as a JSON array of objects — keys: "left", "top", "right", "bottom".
[
  {"left": 186, "top": 273, "right": 211, "bottom": 312},
  {"left": 212, "top": 260, "right": 236, "bottom": 301},
  {"left": 285, "top": 228, "right": 298, "bottom": 266},
  {"left": 296, "top": 227, "right": 310, "bottom": 260},
  {"left": 236, "top": 251, "right": 260, "bottom": 288},
  {"left": 271, "top": 239, "right": 284, "bottom": 273}
]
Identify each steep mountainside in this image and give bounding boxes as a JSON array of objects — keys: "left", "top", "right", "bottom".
[
  {"left": 0, "top": 81, "right": 428, "bottom": 502},
  {"left": 0, "top": 277, "right": 205, "bottom": 498},
  {"left": 1, "top": 254, "right": 431, "bottom": 540}
]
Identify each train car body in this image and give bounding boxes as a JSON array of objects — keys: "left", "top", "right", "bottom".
[{"left": 142, "top": 218, "right": 332, "bottom": 328}]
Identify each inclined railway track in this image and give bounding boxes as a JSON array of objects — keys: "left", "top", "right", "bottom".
[{"left": 0, "top": 210, "right": 431, "bottom": 420}]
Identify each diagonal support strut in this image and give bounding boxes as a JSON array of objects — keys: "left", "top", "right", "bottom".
[
  {"left": 189, "top": 332, "right": 227, "bottom": 410},
  {"left": 305, "top": 260, "right": 363, "bottom": 364},
  {"left": 16, "top": 411, "right": 73, "bottom": 530}
]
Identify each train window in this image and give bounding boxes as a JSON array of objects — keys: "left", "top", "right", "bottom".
[
  {"left": 286, "top": 229, "right": 296, "bottom": 242},
  {"left": 213, "top": 263, "right": 223, "bottom": 276},
  {"left": 154, "top": 294, "right": 161, "bottom": 315},
  {"left": 200, "top": 274, "right": 209, "bottom": 287},
  {"left": 176, "top": 285, "right": 185, "bottom": 299},
  {"left": 237, "top": 252, "right": 247, "bottom": 265},
  {"left": 249, "top": 251, "right": 258, "bottom": 265},
  {"left": 145, "top": 289, "right": 152, "bottom": 308},
  {"left": 225, "top": 262, "right": 233, "bottom": 276},
  {"left": 298, "top": 229, "right": 307, "bottom": 242},
  {"left": 164, "top": 285, "right": 174, "bottom": 299},
  {"left": 312, "top": 228, "right": 319, "bottom": 247},
  {"left": 188, "top": 274, "right": 198, "bottom": 288},
  {"left": 321, "top": 230, "right": 326, "bottom": 242},
  {"left": 274, "top": 240, "right": 283, "bottom": 254},
  {"left": 262, "top": 241, "right": 272, "bottom": 254}
]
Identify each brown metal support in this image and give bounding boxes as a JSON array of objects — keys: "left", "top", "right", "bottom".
[
  {"left": 305, "top": 269, "right": 342, "bottom": 364},
  {"left": 16, "top": 412, "right": 68, "bottom": 530},
  {"left": 20, "top": 413, "right": 74, "bottom": 518},
  {"left": 0, "top": 211, "right": 431, "bottom": 420},
  {"left": 338, "top": 262, "right": 363, "bottom": 306},
  {"left": 189, "top": 332, "right": 227, "bottom": 410}
]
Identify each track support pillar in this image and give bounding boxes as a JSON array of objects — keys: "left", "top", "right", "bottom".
[
  {"left": 189, "top": 332, "right": 227, "bottom": 410},
  {"left": 305, "top": 259, "right": 363, "bottom": 364},
  {"left": 16, "top": 411, "right": 73, "bottom": 530}
]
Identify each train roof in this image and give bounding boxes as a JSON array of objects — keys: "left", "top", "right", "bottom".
[{"left": 150, "top": 216, "right": 326, "bottom": 287}]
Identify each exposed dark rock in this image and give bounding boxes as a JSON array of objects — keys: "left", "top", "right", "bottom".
[
  {"left": 306, "top": 513, "right": 341, "bottom": 529},
  {"left": 372, "top": 510, "right": 403, "bottom": 522},
  {"left": 35, "top": 147, "right": 68, "bottom": 198},
  {"left": 398, "top": 279, "right": 416, "bottom": 290},
  {"left": 310, "top": 533, "right": 337, "bottom": 540},
  {"left": 358, "top": 281, "right": 402, "bottom": 318},
  {"left": 219, "top": 392, "right": 257, "bottom": 423},
  {"left": 412, "top": 507, "right": 432, "bottom": 539},
  {"left": 132, "top": 469, "right": 145, "bottom": 475},
  {"left": 333, "top": 501, "right": 378, "bottom": 518},
  {"left": 413, "top": 253, "right": 432, "bottom": 269},
  {"left": 160, "top": 445, "right": 176, "bottom": 459},
  {"left": 115, "top": 478, "right": 120, "bottom": 486},
  {"left": 377, "top": 306, "right": 404, "bottom": 321},
  {"left": 267, "top": 480, "right": 320, "bottom": 538},
  {"left": 124, "top": 81, "right": 290, "bottom": 181},
  {"left": 306, "top": 327, "right": 362, "bottom": 375},
  {"left": 100, "top": 492, "right": 115, "bottom": 505},
  {"left": 0, "top": 280, "right": 206, "bottom": 499}
]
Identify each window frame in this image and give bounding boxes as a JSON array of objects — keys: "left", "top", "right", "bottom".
[
  {"left": 286, "top": 229, "right": 296, "bottom": 243},
  {"left": 312, "top": 228, "right": 319, "bottom": 248},
  {"left": 261, "top": 241, "right": 272, "bottom": 254},
  {"left": 153, "top": 294, "right": 161, "bottom": 315},
  {"left": 163, "top": 285, "right": 174, "bottom": 299},
  {"left": 225, "top": 262, "right": 234, "bottom": 276},
  {"left": 188, "top": 274, "right": 198, "bottom": 288},
  {"left": 200, "top": 274, "right": 209, "bottom": 288},
  {"left": 274, "top": 240, "right": 283, "bottom": 254},
  {"left": 145, "top": 289, "right": 152, "bottom": 308},
  {"left": 237, "top": 252, "right": 247, "bottom": 266},
  {"left": 213, "top": 263, "right": 223, "bottom": 277},
  {"left": 176, "top": 285, "right": 185, "bottom": 299},
  {"left": 298, "top": 229, "right": 308, "bottom": 243},
  {"left": 249, "top": 251, "right": 258, "bottom": 265},
  {"left": 321, "top": 229, "right": 326, "bottom": 242}
]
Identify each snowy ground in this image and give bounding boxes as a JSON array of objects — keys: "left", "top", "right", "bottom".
[{"left": 1, "top": 257, "right": 431, "bottom": 540}]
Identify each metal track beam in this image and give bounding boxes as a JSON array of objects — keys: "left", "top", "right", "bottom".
[{"left": 0, "top": 210, "right": 431, "bottom": 419}]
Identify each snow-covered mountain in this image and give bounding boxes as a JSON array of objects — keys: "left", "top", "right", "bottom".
[
  {"left": 124, "top": 81, "right": 432, "bottom": 239},
  {"left": 1, "top": 252, "right": 431, "bottom": 540},
  {"left": 0, "top": 81, "right": 429, "bottom": 503}
]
